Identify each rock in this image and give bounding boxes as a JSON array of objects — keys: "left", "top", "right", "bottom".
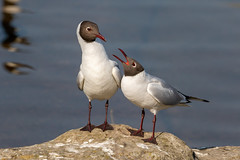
[
  {"left": 0, "top": 124, "right": 194, "bottom": 160},
  {"left": 193, "top": 146, "right": 240, "bottom": 160}
]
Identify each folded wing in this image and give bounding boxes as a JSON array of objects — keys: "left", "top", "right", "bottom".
[
  {"left": 111, "top": 60, "right": 122, "bottom": 88},
  {"left": 147, "top": 79, "right": 185, "bottom": 106},
  {"left": 77, "top": 65, "right": 84, "bottom": 90}
]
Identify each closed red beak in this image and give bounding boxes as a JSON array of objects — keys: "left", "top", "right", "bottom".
[{"left": 96, "top": 33, "right": 106, "bottom": 42}]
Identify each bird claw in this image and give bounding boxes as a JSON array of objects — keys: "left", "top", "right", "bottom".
[
  {"left": 132, "top": 130, "right": 144, "bottom": 137},
  {"left": 96, "top": 122, "right": 114, "bottom": 131},
  {"left": 127, "top": 128, "right": 144, "bottom": 137},
  {"left": 142, "top": 137, "right": 158, "bottom": 145},
  {"left": 80, "top": 124, "right": 95, "bottom": 132}
]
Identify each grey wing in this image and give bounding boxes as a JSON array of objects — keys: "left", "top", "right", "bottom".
[
  {"left": 77, "top": 65, "right": 84, "bottom": 90},
  {"left": 110, "top": 60, "right": 122, "bottom": 88},
  {"left": 147, "top": 79, "right": 184, "bottom": 106}
]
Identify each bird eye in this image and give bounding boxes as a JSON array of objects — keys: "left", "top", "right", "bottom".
[
  {"left": 132, "top": 62, "right": 136, "bottom": 67},
  {"left": 86, "top": 27, "right": 91, "bottom": 31}
]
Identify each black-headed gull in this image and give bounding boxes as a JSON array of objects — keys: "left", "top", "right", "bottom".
[
  {"left": 76, "top": 21, "right": 121, "bottom": 132},
  {"left": 113, "top": 48, "right": 209, "bottom": 144}
]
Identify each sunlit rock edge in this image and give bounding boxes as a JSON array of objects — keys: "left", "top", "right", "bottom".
[{"left": 0, "top": 124, "right": 239, "bottom": 160}]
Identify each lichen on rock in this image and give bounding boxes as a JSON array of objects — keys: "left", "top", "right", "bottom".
[{"left": 0, "top": 124, "right": 239, "bottom": 160}]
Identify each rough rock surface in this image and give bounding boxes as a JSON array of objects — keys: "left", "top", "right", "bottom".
[
  {"left": 193, "top": 146, "right": 240, "bottom": 160},
  {"left": 0, "top": 124, "right": 194, "bottom": 160}
]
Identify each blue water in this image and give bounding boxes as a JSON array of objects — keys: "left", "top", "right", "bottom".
[{"left": 0, "top": 0, "right": 240, "bottom": 148}]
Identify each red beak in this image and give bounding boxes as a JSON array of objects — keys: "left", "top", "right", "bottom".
[
  {"left": 96, "top": 33, "right": 106, "bottom": 42},
  {"left": 113, "top": 48, "right": 129, "bottom": 65}
]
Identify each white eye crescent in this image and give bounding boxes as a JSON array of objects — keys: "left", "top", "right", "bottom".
[
  {"left": 86, "top": 27, "right": 91, "bottom": 31},
  {"left": 132, "top": 62, "right": 136, "bottom": 67}
]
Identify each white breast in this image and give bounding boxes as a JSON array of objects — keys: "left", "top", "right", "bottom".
[
  {"left": 121, "top": 71, "right": 159, "bottom": 110},
  {"left": 78, "top": 37, "right": 118, "bottom": 101}
]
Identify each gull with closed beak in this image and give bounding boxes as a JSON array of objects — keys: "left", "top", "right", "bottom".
[{"left": 76, "top": 21, "right": 121, "bottom": 132}]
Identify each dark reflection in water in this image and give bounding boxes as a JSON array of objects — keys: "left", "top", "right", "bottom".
[
  {"left": 1, "top": 0, "right": 30, "bottom": 52},
  {"left": 3, "top": 61, "right": 34, "bottom": 75},
  {"left": 1, "top": 0, "right": 33, "bottom": 74}
]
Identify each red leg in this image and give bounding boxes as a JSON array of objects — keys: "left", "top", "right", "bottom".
[
  {"left": 96, "top": 100, "right": 113, "bottom": 131},
  {"left": 131, "top": 109, "right": 145, "bottom": 137},
  {"left": 80, "top": 101, "right": 95, "bottom": 132},
  {"left": 143, "top": 114, "right": 157, "bottom": 144}
]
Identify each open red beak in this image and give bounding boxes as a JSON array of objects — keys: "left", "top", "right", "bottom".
[
  {"left": 113, "top": 48, "right": 129, "bottom": 65},
  {"left": 96, "top": 33, "right": 106, "bottom": 42}
]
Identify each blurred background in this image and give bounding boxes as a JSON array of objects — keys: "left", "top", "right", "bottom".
[{"left": 0, "top": 0, "right": 240, "bottom": 148}]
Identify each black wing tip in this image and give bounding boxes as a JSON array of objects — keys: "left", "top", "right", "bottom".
[
  {"left": 202, "top": 99, "right": 210, "bottom": 103},
  {"left": 178, "top": 91, "right": 210, "bottom": 103},
  {"left": 188, "top": 96, "right": 210, "bottom": 103}
]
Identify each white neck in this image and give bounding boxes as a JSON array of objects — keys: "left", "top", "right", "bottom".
[{"left": 76, "top": 22, "right": 109, "bottom": 62}]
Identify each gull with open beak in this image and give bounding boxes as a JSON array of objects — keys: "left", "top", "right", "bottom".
[{"left": 113, "top": 48, "right": 209, "bottom": 144}]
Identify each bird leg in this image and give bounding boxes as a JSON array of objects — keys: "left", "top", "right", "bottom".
[
  {"left": 80, "top": 101, "right": 95, "bottom": 132},
  {"left": 130, "top": 109, "right": 145, "bottom": 137},
  {"left": 142, "top": 114, "right": 157, "bottom": 144},
  {"left": 97, "top": 100, "right": 113, "bottom": 131}
]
